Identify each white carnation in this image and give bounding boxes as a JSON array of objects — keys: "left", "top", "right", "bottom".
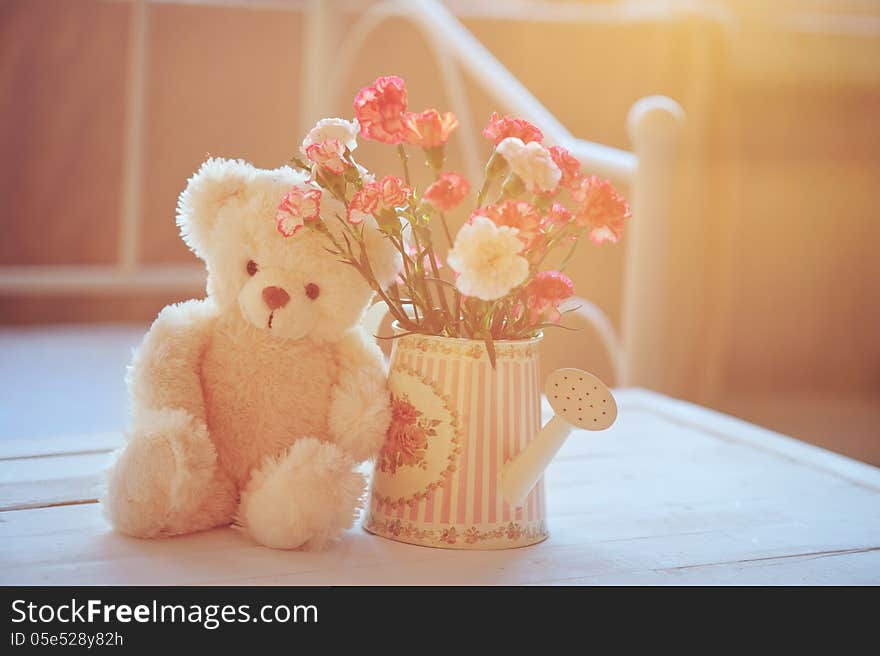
[
  {"left": 447, "top": 216, "right": 529, "bottom": 301},
  {"left": 496, "top": 137, "right": 561, "bottom": 193},
  {"left": 301, "top": 117, "right": 360, "bottom": 155}
]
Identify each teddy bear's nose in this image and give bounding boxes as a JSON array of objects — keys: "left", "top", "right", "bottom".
[{"left": 262, "top": 286, "right": 290, "bottom": 310}]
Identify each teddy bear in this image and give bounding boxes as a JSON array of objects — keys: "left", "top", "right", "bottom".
[{"left": 102, "top": 157, "right": 401, "bottom": 550}]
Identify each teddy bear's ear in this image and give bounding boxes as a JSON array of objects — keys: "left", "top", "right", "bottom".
[{"left": 176, "top": 157, "right": 254, "bottom": 258}]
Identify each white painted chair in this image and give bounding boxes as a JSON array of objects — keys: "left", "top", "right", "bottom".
[{"left": 0, "top": 0, "right": 684, "bottom": 388}]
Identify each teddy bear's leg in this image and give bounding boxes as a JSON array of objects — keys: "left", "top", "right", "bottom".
[
  {"left": 102, "top": 408, "right": 237, "bottom": 538},
  {"left": 237, "top": 437, "right": 365, "bottom": 550}
]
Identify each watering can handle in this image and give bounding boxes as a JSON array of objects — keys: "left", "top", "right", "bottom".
[
  {"left": 503, "top": 368, "right": 618, "bottom": 507},
  {"left": 501, "top": 415, "right": 573, "bottom": 507}
]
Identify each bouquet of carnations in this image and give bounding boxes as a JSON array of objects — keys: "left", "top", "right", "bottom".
[{"left": 276, "top": 75, "right": 630, "bottom": 365}]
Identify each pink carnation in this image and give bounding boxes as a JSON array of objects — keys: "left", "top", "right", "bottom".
[
  {"left": 481, "top": 112, "right": 543, "bottom": 145},
  {"left": 353, "top": 75, "right": 409, "bottom": 144},
  {"left": 524, "top": 271, "right": 574, "bottom": 325},
  {"left": 548, "top": 146, "right": 581, "bottom": 189},
  {"left": 544, "top": 201, "right": 573, "bottom": 227},
  {"left": 378, "top": 175, "right": 411, "bottom": 209},
  {"left": 346, "top": 176, "right": 412, "bottom": 225},
  {"left": 276, "top": 187, "right": 322, "bottom": 236},
  {"left": 305, "top": 139, "right": 349, "bottom": 175},
  {"left": 404, "top": 109, "right": 458, "bottom": 148},
  {"left": 347, "top": 184, "right": 380, "bottom": 225},
  {"left": 423, "top": 172, "right": 470, "bottom": 212},
  {"left": 571, "top": 176, "right": 631, "bottom": 244},
  {"left": 476, "top": 200, "right": 543, "bottom": 248}
]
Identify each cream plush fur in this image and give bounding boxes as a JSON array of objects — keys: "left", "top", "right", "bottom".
[{"left": 103, "top": 157, "right": 401, "bottom": 550}]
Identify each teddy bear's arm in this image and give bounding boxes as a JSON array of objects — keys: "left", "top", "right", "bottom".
[
  {"left": 127, "top": 299, "right": 219, "bottom": 424},
  {"left": 327, "top": 326, "right": 392, "bottom": 463}
]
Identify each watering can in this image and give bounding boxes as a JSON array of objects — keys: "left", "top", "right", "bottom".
[{"left": 361, "top": 320, "right": 617, "bottom": 550}]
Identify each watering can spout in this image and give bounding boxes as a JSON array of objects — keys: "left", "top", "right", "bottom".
[{"left": 500, "top": 368, "right": 617, "bottom": 508}]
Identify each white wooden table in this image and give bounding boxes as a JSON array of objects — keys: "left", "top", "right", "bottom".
[{"left": 1, "top": 389, "right": 878, "bottom": 585}]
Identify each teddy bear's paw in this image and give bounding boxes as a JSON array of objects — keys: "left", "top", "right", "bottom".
[
  {"left": 102, "top": 408, "right": 218, "bottom": 538},
  {"left": 329, "top": 372, "right": 392, "bottom": 463},
  {"left": 238, "top": 437, "right": 366, "bottom": 550}
]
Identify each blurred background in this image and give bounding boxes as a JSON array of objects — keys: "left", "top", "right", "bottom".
[{"left": 1, "top": 0, "right": 878, "bottom": 464}]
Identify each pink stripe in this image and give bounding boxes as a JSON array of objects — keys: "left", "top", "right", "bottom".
[
  {"left": 524, "top": 359, "right": 532, "bottom": 522},
  {"left": 534, "top": 361, "right": 540, "bottom": 516},
  {"left": 472, "top": 360, "right": 486, "bottom": 524},
  {"left": 535, "top": 366, "right": 543, "bottom": 521},
  {"left": 502, "top": 356, "right": 511, "bottom": 522},
  {"left": 529, "top": 360, "right": 541, "bottom": 519},
  {"left": 456, "top": 358, "right": 473, "bottom": 525},
  {"left": 408, "top": 355, "right": 433, "bottom": 523},
  {"left": 409, "top": 355, "right": 430, "bottom": 522},
  {"left": 513, "top": 361, "right": 524, "bottom": 522},
  {"left": 440, "top": 357, "right": 460, "bottom": 524},
  {"left": 383, "top": 346, "right": 399, "bottom": 518},
  {"left": 488, "top": 360, "right": 499, "bottom": 524},
  {"left": 381, "top": 343, "right": 393, "bottom": 518},
  {"left": 538, "top": 480, "right": 544, "bottom": 520},
  {"left": 527, "top": 359, "right": 536, "bottom": 522},
  {"left": 409, "top": 353, "right": 426, "bottom": 522},
  {"left": 396, "top": 351, "right": 415, "bottom": 521},
  {"left": 425, "top": 358, "right": 446, "bottom": 525}
]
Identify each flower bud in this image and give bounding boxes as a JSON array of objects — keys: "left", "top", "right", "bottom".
[
  {"left": 376, "top": 209, "right": 403, "bottom": 235},
  {"left": 484, "top": 151, "right": 508, "bottom": 180},
  {"left": 343, "top": 166, "right": 361, "bottom": 184},
  {"left": 424, "top": 145, "right": 446, "bottom": 172},
  {"left": 500, "top": 173, "right": 525, "bottom": 198}
]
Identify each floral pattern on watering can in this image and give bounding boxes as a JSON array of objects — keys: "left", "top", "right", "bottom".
[{"left": 364, "top": 332, "right": 548, "bottom": 549}]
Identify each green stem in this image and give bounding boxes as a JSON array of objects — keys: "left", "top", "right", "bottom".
[
  {"left": 391, "top": 235, "right": 422, "bottom": 324},
  {"left": 557, "top": 235, "right": 581, "bottom": 272},
  {"left": 452, "top": 289, "right": 463, "bottom": 336},
  {"left": 321, "top": 221, "right": 417, "bottom": 330},
  {"left": 397, "top": 144, "right": 411, "bottom": 186},
  {"left": 423, "top": 238, "right": 452, "bottom": 332},
  {"left": 408, "top": 226, "right": 440, "bottom": 332},
  {"left": 438, "top": 212, "right": 454, "bottom": 247}
]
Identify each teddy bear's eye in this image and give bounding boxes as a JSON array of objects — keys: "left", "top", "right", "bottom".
[
  {"left": 305, "top": 283, "right": 320, "bottom": 300},
  {"left": 246, "top": 260, "right": 258, "bottom": 276}
]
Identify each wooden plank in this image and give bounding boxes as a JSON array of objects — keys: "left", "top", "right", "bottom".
[
  {"left": 5, "top": 388, "right": 877, "bottom": 512},
  {"left": 1, "top": 405, "right": 878, "bottom": 584},
  {"left": 1, "top": 501, "right": 877, "bottom": 585},
  {"left": 0, "top": 451, "right": 113, "bottom": 511},
  {"left": 616, "top": 388, "right": 880, "bottom": 490},
  {"left": 532, "top": 550, "right": 880, "bottom": 585},
  {"left": 1, "top": 389, "right": 878, "bottom": 584},
  {"left": 0, "top": 432, "right": 121, "bottom": 461},
  {"left": 3, "top": 392, "right": 876, "bottom": 513},
  {"left": 1, "top": 394, "right": 878, "bottom": 520}
]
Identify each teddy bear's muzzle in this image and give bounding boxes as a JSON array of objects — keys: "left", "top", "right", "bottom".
[{"left": 262, "top": 286, "right": 290, "bottom": 310}]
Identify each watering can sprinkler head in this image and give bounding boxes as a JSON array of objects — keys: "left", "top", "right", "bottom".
[{"left": 500, "top": 368, "right": 617, "bottom": 507}]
